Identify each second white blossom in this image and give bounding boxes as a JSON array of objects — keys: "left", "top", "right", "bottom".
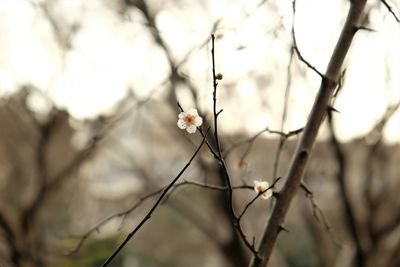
[{"left": 253, "top": 180, "right": 273, "bottom": 200}]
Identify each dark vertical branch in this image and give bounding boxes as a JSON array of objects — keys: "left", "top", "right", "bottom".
[
  {"left": 248, "top": 0, "right": 367, "bottom": 266},
  {"left": 210, "top": 35, "right": 253, "bottom": 265},
  {"left": 210, "top": 35, "right": 234, "bottom": 215}
]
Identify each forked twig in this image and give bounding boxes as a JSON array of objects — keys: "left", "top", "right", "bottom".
[{"left": 101, "top": 128, "right": 210, "bottom": 266}]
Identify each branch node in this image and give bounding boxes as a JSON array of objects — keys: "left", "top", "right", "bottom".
[
  {"left": 278, "top": 225, "right": 289, "bottom": 233},
  {"left": 299, "top": 149, "right": 309, "bottom": 159},
  {"left": 356, "top": 26, "right": 377, "bottom": 32},
  {"left": 327, "top": 106, "right": 341, "bottom": 114}
]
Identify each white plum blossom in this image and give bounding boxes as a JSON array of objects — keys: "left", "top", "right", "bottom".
[
  {"left": 177, "top": 109, "right": 203, "bottom": 134},
  {"left": 253, "top": 180, "right": 273, "bottom": 200}
]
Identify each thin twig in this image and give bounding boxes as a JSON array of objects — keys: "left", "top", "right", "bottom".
[
  {"left": 210, "top": 35, "right": 235, "bottom": 218},
  {"left": 291, "top": 1, "right": 324, "bottom": 79},
  {"left": 300, "top": 182, "right": 340, "bottom": 246},
  {"left": 67, "top": 179, "right": 254, "bottom": 254},
  {"left": 100, "top": 128, "right": 210, "bottom": 266},
  {"left": 380, "top": 0, "right": 400, "bottom": 22},
  {"left": 271, "top": 45, "right": 295, "bottom": 199},
  {"left": 210, "top": 34, "right": 262, "bottom": 258},
  {"left": 224, "top": 127, "right": 303, "bottom": 158}
]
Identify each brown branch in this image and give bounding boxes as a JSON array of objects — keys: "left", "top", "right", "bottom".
[{"left": 248, "top": 0, "right": 367, "bottom": 266}]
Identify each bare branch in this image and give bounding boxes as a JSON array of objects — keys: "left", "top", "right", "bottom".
[
  {"left": 291, "top": 1, "right": 324, "bottom": 79},
  {"left": 209, "top": 34, "right": 258, "bottom": 258},
  {"left": 224, "top": 127, "right": 303, "bottom": 158},
  {"left": 300, "top": 182, "right": 340, "bottom": 246},
  {"left": 67, "top": 179, "right": 254, "bottom": 254},
  {"left": 380, "top": 0, "right": 400, "bottom": 22},
  {"left": 248, "top": 0, "right": 368, "bottom": 266},
  {"left": 101, "top": 128, "right": 210, "bottom": 266}
]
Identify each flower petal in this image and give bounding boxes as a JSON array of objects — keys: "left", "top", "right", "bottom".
[
  {"left": 177, "top": 119, "right": 187, "bottom": 129},
  {"left": 186, "top": 125, "right": 197, "bottom": 134},
  {"left": 254, "top": 180, "right": 260, "bottom": 191},
  {"left": 253, "top": 180, "right": 272, "bottom": 199},
  {"left": 195, "top": 116, "right": 203, "bottom": 127},
  {"left": 187, "top": 109, "right": 198, "bottom": 116},
  {"left": 178, "top": 112, "right": 186, "bottom": 119},
  {"left": 261, "top": 190, "right": 272, "bottom": 199},
  {"left": 260, "top": 181, "right": 269, "bottom": 189}
]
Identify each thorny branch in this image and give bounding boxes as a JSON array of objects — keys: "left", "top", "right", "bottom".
[{"left": 249, "top": 0, "right": 368, "bottom": 266}]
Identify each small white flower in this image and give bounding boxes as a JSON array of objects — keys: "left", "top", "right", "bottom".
[
  {"left": 253, "top": 180, "right": 273, "bottom": 200},
  {"left": 177, "top": 109, "right": 203, "bottom": 134}
]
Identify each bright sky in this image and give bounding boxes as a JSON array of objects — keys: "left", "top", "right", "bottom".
[{"left": 0, "top": 0, "right": 399, "bottom": 142}]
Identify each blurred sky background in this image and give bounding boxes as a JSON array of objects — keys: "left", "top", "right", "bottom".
[{"left": 0, "top": 0, "right": 399, "bottom": 142}]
